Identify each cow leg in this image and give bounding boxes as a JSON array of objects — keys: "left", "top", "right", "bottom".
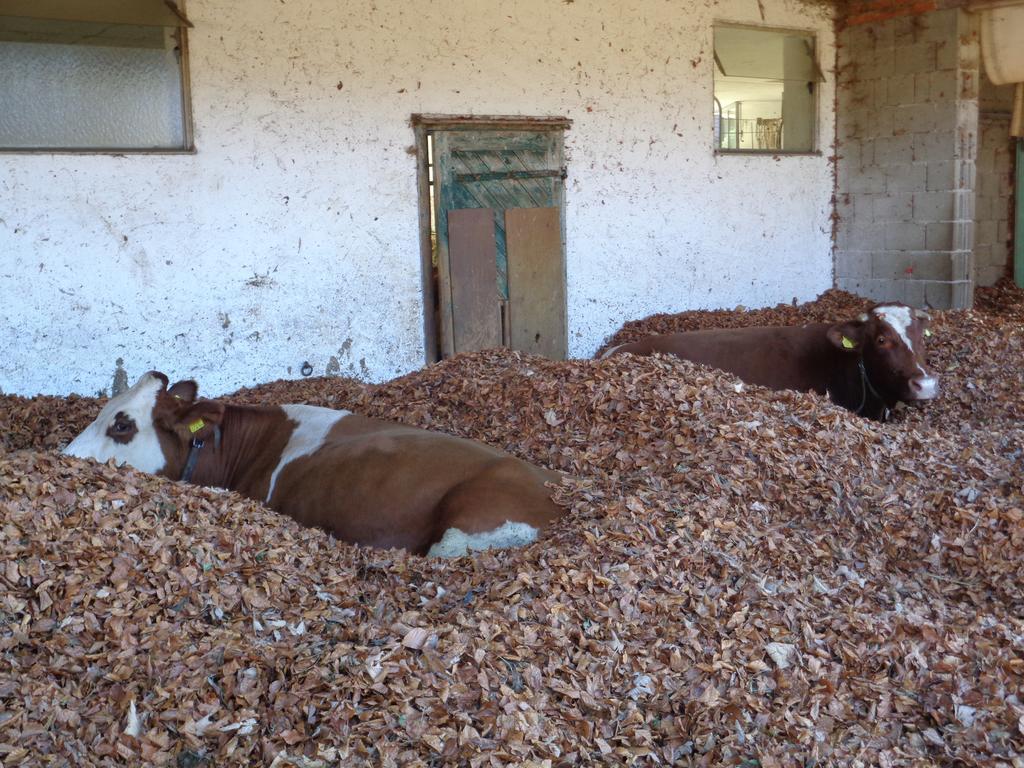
[
  {"left": 426, "top": 459, "right": 561, "bottom": 558},
  {"left": 427, "top": 520, "right": 541, "bottom": 558}
]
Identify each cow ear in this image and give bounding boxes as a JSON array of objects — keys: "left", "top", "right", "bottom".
[
  {"left": 176, "top": 400, "right": 225, "bottom": 442},
  {"left": 826, "top": 321, "right": 866, "bottom": 353},
  {"left": 168, "top": 380, "right": 199, "bottom": 404}
]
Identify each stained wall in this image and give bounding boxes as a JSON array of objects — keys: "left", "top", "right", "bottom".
[{"left": 0, "top": 0, "right": 836, "bottom": 396}]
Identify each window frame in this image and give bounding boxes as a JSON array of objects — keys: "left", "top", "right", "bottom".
[
  {"left": 0, "top": 9, "right": 195, "bottom": 155},
  {"left": 712, "top": 21, "right": 822, "bottom": 157}
]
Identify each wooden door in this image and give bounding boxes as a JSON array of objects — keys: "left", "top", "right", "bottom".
[{"left": 432, "top": 128, "right": 567, "bottom": 359}]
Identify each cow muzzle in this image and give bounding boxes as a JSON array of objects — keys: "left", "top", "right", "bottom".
[{"left": 908, "top": 374, "right": 939, "bottom": 401}]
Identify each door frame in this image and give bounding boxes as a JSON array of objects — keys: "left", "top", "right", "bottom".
[
  {"left": 411, "top": 114, "right": 572, "bottom": 363},
  {"left": 1016, "top": 138, "right": 1023, "bottom": 289}
]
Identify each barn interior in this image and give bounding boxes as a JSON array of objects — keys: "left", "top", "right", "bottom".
[{"left": 1, "top": 0, "right": 1024, "bottom": 765}]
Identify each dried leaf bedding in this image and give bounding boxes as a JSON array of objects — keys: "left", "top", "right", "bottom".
[{"left": 1, "top": 285, "right": 1023, "bottom": 766}]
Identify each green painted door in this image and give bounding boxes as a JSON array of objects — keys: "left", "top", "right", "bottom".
[{"left": 432, "top": 128, "right": 566, "bottom": 358}]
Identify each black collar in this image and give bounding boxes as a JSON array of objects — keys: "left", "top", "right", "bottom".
[
  {"left": 180, "top": 426, "right": 220, "bottom": 483},
  {"left": 855, "top": 360, "right": 890, "bottom": 421}
]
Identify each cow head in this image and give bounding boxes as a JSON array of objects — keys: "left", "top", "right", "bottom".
[
  {"left": 64, "top": 371, "right": 224, "bottom": 478},
  {"left": 825, "top": 304, "right": 938, "bottom": 406}
]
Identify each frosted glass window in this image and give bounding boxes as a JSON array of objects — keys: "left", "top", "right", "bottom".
[
  {"left": 0, "top": 18, "right": 189, "bottom": 150},
  {"left": 714, "top": 25, "right": 819, "bottom": 153}
]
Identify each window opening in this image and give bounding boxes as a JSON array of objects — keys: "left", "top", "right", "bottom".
[
  {"left": 713, "top": 24, "right": 820, "bottom": 153},
  {"left": 0, "top": 8, "right": 192, "bottom": 151}
]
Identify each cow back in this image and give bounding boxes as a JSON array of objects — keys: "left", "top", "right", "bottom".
[{"left": 609, "top": 324, "right": 837, "bottom": 394}]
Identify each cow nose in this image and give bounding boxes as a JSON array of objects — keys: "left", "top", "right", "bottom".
[{"left": 909, "top": 375, "right": 938, "bottom": 400}]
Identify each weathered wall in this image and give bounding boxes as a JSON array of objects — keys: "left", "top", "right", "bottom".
[
  {"left": 0, "top": 0, "right": 836, "bottom": 397},
  {"left": 834, "top": 5, "right": 979, "bottom": 309},
  {"left": 974, "top": 69, "right": 1017, "bottom": 286}
]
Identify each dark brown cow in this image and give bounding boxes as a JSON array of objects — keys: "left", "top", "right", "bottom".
[
  {"left": 601, "top": 304, "right": 938, "bottom": 420},
  {"left": 64, "top": 372, "right": 564, "bottom": 556}
]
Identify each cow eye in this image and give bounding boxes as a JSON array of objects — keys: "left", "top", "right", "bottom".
[
  {"left": 876, "top": 335, "right": 888, "bottom": 346},
  {"left": 106, "top": 413, "right": 137, "bottom": 442}
]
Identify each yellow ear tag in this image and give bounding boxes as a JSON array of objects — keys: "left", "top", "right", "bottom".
[
  {"left": 841, "top": 336, "right": 856, "bottom": 349},
  {"left": 924, "top": 329, "right": 932, "bottom": 337},
  {"left": 188, "top": 419, "right": 205, "bottom": 434}
]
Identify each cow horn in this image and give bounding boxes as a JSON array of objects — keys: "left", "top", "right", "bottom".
[
  {"left": 914, "top": 308, "right": 930, "bottom": 319},
  {"left": 858, "top": 313, "right": 869, "bottom": 322}
]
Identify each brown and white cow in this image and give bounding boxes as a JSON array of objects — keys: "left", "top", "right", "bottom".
[
  {"left": 64, "top": 372, "right": 564, "bottom": 556},
  {"left": 601, "top": 304, "right": 938, "bottom": 420}
]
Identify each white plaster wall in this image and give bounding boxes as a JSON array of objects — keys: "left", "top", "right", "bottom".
[{"left": 0, "top": 0, "right": 836, "bottom": 397}]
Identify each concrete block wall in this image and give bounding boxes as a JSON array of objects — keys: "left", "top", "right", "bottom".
[
  {"left": 974, "top": 71, "right": 1017, "bottom": 287},
  {"left": 975, "top": 117, "right": 1015, "bottom": 285},
  {"left": 835, "top": 7, "right": 980, "bottom": 308}
]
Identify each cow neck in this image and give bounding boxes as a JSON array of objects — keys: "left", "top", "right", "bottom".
[
  {"left": 826, "top": 351, "right": 889, "bottom": 421},
  {"left": 183, "top": 403, "right": 293, "bottom": 497}
]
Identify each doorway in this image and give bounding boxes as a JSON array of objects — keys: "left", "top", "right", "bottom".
[{"left": 414, "top": 115, "right": 570, "bottom": 361}]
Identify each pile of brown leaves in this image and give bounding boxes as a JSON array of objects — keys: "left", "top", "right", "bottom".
[{"left": 2, "top": 285, "right": 1023, "bottom": 766}]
